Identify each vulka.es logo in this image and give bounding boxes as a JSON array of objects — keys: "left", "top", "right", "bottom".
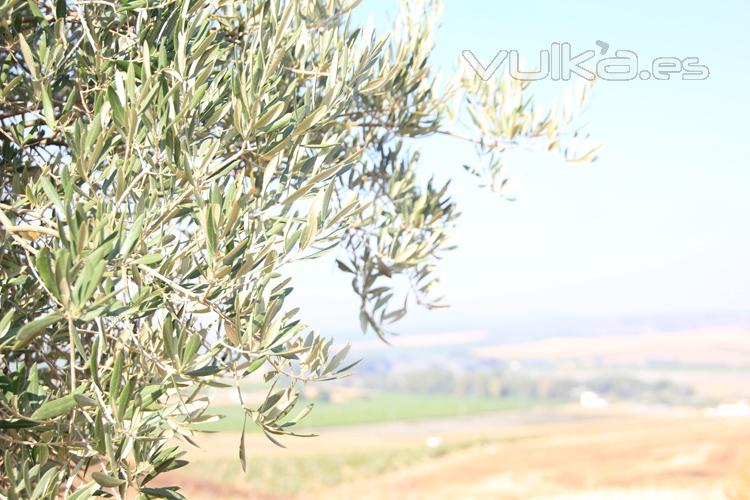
[{"left": 463, "top": 41, "right": 710, "bottom": 82}]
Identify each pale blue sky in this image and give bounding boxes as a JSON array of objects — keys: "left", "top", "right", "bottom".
[{"left": 290, "top": 0, "right": 750, "bottom": 340}]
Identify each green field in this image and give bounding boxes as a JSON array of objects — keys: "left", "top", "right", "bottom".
[{"left": 199, "top": 392, "right": 542, "bottom": 433}]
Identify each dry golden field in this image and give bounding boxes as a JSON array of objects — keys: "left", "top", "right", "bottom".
[{"left": 159, "top": 406, "right": 750, "bottom": 499}]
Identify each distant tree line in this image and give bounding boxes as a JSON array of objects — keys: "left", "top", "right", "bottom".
[{"left": 351, "top": 365, "right": 701, "bottom": 406}]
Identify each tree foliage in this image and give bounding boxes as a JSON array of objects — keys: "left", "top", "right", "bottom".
[{"left": 0, "top": 0, "right": 598, "bottom": 497}]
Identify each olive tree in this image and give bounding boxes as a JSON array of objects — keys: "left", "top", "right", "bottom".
[{"left": 0, "top": 0, "right": 598, "bottom": 497}]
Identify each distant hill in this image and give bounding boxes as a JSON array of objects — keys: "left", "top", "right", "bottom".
[{"left": 474, "top": 325, "right": 750, "bottom": 368}]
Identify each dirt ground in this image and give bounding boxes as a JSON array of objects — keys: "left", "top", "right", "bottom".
[
  {"left": 159, "top": 407, "right": 750, "bottom": 499},
  {"left": 321, "top": 415, "right": 750, "bottom": 499}
]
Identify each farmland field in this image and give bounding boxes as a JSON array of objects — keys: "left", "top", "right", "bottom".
[
  {"left": 198, "top": 393, "right": 545, "bottom": 432},
  {"left": 157, "top": 326, "right": 750, "bottom": 498},
  {"left": 158, "top": 404, "right": 750, "bottom": 499}
]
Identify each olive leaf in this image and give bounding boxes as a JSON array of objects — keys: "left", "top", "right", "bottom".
[{"left": 0, "top": 0, "right": 597, "bottom": 496}]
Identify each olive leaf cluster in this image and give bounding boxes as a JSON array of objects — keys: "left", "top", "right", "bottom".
[{"left": 0, "top": 0, "right": 598, "bottom": 497}]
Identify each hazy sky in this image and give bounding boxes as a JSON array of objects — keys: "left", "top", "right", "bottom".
[{"left": 288, "top": 0, "right": 750, "bottom": 340}]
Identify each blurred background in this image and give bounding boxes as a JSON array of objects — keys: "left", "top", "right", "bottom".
[{"left": 163, "top": 1, "right": 750, "bottom": 498}]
